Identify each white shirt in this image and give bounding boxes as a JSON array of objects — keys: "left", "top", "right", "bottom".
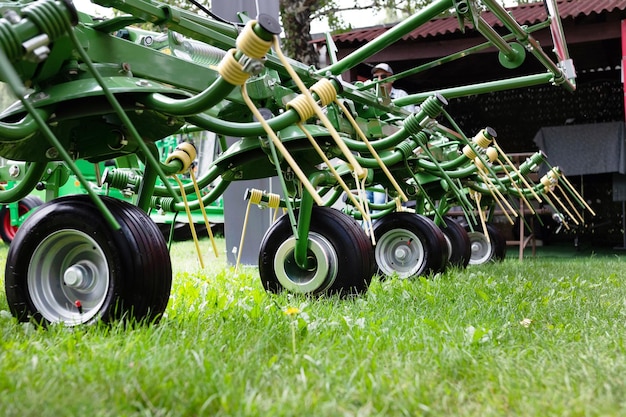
[{"left": 390, "top": 87, "right": 415, "bottom": 113}]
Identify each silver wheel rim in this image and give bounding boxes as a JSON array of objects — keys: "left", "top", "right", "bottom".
[
  {"left": 274, "top": 232, "right": 338, "bottom": 294},
  {"left": 467, "top": 231, "right": 494, "bottom": 265},
  {"left": 375, "top": 229, "right": 425, "bottom": 278},
  {"left": 27, "top": 229, "right": 110, "bottom": 325}
]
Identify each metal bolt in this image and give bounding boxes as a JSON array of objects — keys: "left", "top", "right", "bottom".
[
  {"left": 63, "top": 263, "right": 94, "bottom": 289},
  {"left": 394, "top": 246, "right": 410, "bottom": 261},
  {"left": 3, "top": 10, "right": 20, "bottom": 24},
  {"left": 8, "top": 165, "right": 20, "bottom": 178},
  {"left": 45, "top": 147, "right": 59, "bottom": 159}
]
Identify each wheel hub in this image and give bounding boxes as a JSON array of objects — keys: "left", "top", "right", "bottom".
[
  {"left": 471, "top": 241, "right": 483, "bottom": 254},
  {"left": 63, "top": 262, "right": 96, "bottom": 290},
  {"left": 28, "top": 229, "right": 110, "bottom": 325},
  {"left": 274, "top": 232, "right": 338, "bottom": 294},
  {"left": 467, "top": 231, "right": 493, "bottom": 265},
  {"left": 375, "top": 229, "right": 425, "bottom": 279},
  {"left": 394, "top": 246, "right": 411, "bottom": 262}
]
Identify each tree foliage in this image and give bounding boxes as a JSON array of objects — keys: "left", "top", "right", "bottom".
[
  {"left": 311, "top": 0, "right": 436, "bottom": 28},
  {"left": 279, "top": 0, "right": 436, "bottom": 66}
]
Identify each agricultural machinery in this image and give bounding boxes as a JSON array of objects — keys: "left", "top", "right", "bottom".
[
  {"left": 0, "top": 0, "right": 592, "bottom": 326},
  {"left": 0, "top": 135, "right": 224, "bottom": 244}
]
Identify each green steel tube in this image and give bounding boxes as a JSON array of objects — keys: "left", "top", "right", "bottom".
[
  {"left": 151, "top": 164, "right": 223, "bottom": 197},
  {"left": 318, "top": 0, "right": 454, "bottom": 76},
  {"left": 187, "top": 109, "right": 302, "bottom": 138},
  {"left": 342, "top": 128, "right": 409, "bottom": 154},
  {"left": 93, "top": 0, "right": 240, "bottom": 50},
  {"left": 152, "top": 175, "right": 230, "bottom": 213},
  {"left": 175, "top": 176, "right": 230, "bottom": 212},
  {"left": 141, "top": 77, "right": 237, "bottom": 117},
  {"left": 135, "top": 144, "right": 162, "bottom": 212},
  {"left": 319, "top": 186, "right": 344, "bottom": 208},
  {"left": 344, "top": 94, "right": 447, "bottom": 153},
  {"left": 397, "top": 73, "right": 554, "bottom": 107},
  {"left": 349, "top": 205, "right": 395, "bottom": 221},
  {"left": 339, "top": 135, "right": 481, "bottom": 178},
  {"left": 0, "top": 162, "right": 47, "bottom": 203},
  {"left": 186, "top": 76, "right": 341, "bottom": 137},
  {"left": 480, "top": 0, "right": 575, "bottom": 91},
  {"left": 0, "top": 109, "right": 50, "bottom": 141},
  {"left": 351, "top": 150, "right": 403, "bottom": 168},
  {"left": 294, "top": 190, "right": 314, "bottom": 269},
  {"left": 418, "top": 153, "right": 474, "bottom": 172},
  {"left": 415, "top": 136, "right": 474, "bottom": 210},
  {"left": 415, "top": 158, "right": 477, "bottom": 178},
  {"left": 293, "top": 171, "right": 332, "bottom": 269},
  {"left": 467, "top": 179, "right": 544, "bottom": 200},
  {"left": 191, "top": 107, "right": 406, "bottom": 154},
  {"left": 358, "top": 21, "right": 550, "bottom": 88}
]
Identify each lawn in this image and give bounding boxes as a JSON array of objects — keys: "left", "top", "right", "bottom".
[{"left": 1, "top": 238, "right": 625, "bottom": 416}]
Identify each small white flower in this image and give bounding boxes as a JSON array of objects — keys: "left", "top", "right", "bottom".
[{"left": 520, "top": 318, "right": 533, "bottom": 328}]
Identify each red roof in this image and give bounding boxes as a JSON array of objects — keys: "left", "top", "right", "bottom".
[{"left": 314, "top": 0, "right": 626, "bottom": 44}]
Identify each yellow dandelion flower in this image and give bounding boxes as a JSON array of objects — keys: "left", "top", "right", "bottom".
[{"left": 284, "top": 307, "right": 300, "bottom": 316}]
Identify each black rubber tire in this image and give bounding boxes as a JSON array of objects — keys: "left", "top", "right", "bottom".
[
  {"left": 439, "top": 216, "right": 471, "bottom": 269},
  {"left": 0, "top": 195, "right": 44, "bottom": 244},
  {"left": 158, "top": 221, "right": 208, "bottom": 242},
  {"left": 373, "top": 212, "right": 447, "bottom": 279},
  {"left": 5, "top": 195, "right": 172, "bottom": 326},
  {"left": 464, "top": 222, "right": 507, "bottom": 265},
  {"left": 259, "top": 207, "right": 375, "bottom": 296}
]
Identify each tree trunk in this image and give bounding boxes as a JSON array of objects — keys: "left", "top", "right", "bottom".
[{"left": 279, "top": 0, "right": 321, "bottom": 67}]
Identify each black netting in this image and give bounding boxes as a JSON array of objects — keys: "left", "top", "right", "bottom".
[
  {"left": 446, "top": 78, "right": 624, "bottom": 153},
  {"left": 444, "top": 76, "right": 625, "bottom": 247}
]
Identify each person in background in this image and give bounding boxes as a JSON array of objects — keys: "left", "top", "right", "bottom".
[
  {"left": 365, "top": 63, "right": 415, "bottom": 210},
  {"left": 371, "top": 63, "right": 416, "bottom": 113}
]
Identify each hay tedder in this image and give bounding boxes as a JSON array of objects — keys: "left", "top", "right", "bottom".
[{"left": 0, "top": 0, "right": 592, "bottom": 325}]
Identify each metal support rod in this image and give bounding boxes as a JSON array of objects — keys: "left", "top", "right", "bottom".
[
  {"left": 318, "top": 0, "right": 454, "bottom": 76},
  {"left": 0, "top": 110, "right": 48, "bottom": 141},
  {"left": 293, "top": 171, "right": 332, "bottom": 269},
  {"left": 0, "top": 162, "right": 47, "bottom": 204},
  {"left": 135, "top": 144, "right": 160, "bottom": 212},
  {"left": 294, "top": 188, "right": 315, "bottom": 269},
  {"left": 480, "top": 0, "right": 575, "bottom": 91},
  {"left": 475, "top": 16, "right": 516, "bottom": 58},
  {"left": 399, "top": 73, "right": 554, "bottom": 106},
  {"left": 362, "top": 21, "right": 550, "bottom": 87}
]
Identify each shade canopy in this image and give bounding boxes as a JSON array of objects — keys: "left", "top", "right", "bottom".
[{"left": 533, "top": 122, "right": 626, "bottom": 176}]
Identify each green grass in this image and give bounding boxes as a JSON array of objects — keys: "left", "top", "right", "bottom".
[{"left": 1, "top": 239, "right": 625, "bottom": 416}]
